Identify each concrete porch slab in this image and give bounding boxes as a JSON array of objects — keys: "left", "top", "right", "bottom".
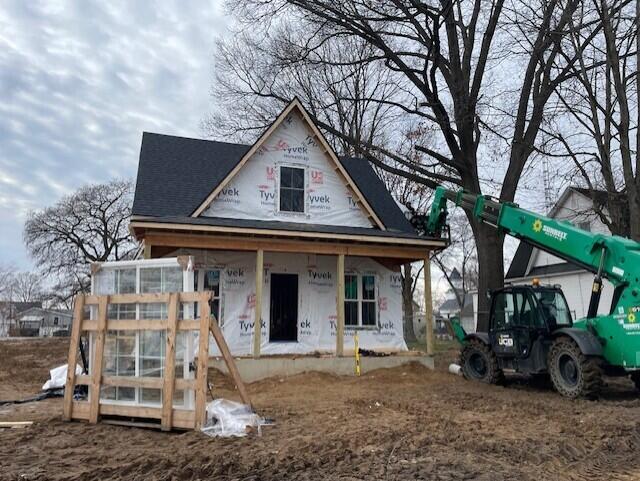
[{"left": 209, "top": 353, "right": 434, "bottom": 382}]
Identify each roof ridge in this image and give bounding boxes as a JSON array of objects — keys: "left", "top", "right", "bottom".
[{"left": 143, "top": 131, "right": 250, "bottom": 148}]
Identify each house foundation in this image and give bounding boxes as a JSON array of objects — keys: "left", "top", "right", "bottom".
[{"left": 210, "top": 352, "right": 434, "bottom": 382}]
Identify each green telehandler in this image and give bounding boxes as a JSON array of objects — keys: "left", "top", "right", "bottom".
[{"left": 423, "top": 187, "right": 640, "bottom": 398}]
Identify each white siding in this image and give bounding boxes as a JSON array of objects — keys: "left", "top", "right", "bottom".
[
  {"left": 512, "top": 273, "right": 614, "bottom": 319},
  {"left": 529, "top": 190, "right": 609, "bottom": 270}
]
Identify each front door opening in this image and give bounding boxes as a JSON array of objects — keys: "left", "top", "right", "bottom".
[{"left": 269, "top": 273, "right": 298, "bottom": 342}]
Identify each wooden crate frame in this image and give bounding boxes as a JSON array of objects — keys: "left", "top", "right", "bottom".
[{"left": 63, "top": 291, "right": 251, "bottom": 431}]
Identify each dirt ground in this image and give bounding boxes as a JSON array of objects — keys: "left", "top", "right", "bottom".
[{"left": 1, "top": 338, "right": 640, "bottom": 481}]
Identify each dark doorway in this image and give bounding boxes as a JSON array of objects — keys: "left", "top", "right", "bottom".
[{"left": 269, "top": 273, "right": 298, "bottom": 342}]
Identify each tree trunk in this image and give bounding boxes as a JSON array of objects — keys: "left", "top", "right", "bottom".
[
  {"left": 402, "top": 263, "right": 418, "bottom": 343},
  {"left": 473, "top": 222, "right": 504, "bottom": 332}
]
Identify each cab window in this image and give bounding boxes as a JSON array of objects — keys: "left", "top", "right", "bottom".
[
  {"left": 514, "top": 292, "right": 542, "bottom": 327},
  {"left": 535, "top": 290, "right": 572, "bottom": 327},
  {"left": 492, "top": 292, "right": 516, "bottom": 329}
]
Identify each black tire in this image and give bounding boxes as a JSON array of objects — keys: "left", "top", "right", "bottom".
[
  {"left": 460, "top": 338, "right": 504, "bottom": 385},
  {"left": 630, "top": 372, "right": 640, "bottom": 391},
  {"left": 547, "top": 337, "right": 602, "bottom": 398}
]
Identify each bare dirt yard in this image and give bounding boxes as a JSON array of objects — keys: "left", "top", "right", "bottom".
[{"left": 1, "top": 338, "right": 640, "bottom": 481}]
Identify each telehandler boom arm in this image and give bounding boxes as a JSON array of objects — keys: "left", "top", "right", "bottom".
[{"left": 426, "top": 186, "right": 640, "bottom": 292}]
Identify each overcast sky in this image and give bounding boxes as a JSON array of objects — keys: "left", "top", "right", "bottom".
[{"left": 0, "top": 0, "right": 228, "bottom": 269}]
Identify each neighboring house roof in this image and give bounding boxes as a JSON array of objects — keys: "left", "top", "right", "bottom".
[
  {"left": 438, "top": 292, "right": 472, "bottom": 315},
  {"left": 132, "top": 133, "right": 418, "bottom": 237},
  {"left": 505, "top": 241, "right": 533, "bottom": 279},
  {"left": 449, "top": 267, "right": 461, "bottom": 281},
  {"left": 438, "top": 298, "right": 460, "bottom": 312},
  {"left": 18, "top": 307, "right": 72, "bottom": 319},
  {"left": 460, "top": 294, "right": 474, "bottom": 318},
  {"left": 0, "top": 301, "right": 41, "bottom": 316},
  {"left": 571, "top": 187, "right": 619, "bottom": 210}
]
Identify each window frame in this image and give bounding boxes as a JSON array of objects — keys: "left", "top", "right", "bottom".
[
  {"left": 343, "top": 273, "right": 379, "bottom": 329},
  {"left": 91, "top": 259, "right": 193, "bottom": 408},
  {"left": 194, "top": 268, "right": 223, "bottom": 325},
  {"left": 577, "top": 220, "right": 591, "bottom": 232},
  {"left": 277, "top": 164, "right": 307, "bottom": 215}
]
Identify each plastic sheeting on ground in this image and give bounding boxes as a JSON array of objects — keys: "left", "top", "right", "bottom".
[
  {"left": 42, "top": 364, "right": 82, "bottom": 391},
  {"left": 201, "top": 399, "right": 265, "bottom": 437}
]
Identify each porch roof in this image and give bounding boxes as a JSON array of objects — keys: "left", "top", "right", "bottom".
[{"left": 131, "top": 215, "right": 440, "bottom": 242}]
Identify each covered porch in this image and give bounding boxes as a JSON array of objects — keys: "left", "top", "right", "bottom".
[{"left": 131, "top": 219, "right": 445, "bottom": 360}]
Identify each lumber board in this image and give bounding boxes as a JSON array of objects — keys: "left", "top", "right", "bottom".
[
  {"left": 336, "top": 254, "right": 345, "bottom": 357},
  {"left": 424, "top": 253, "right": 434, "bottom": 356},
  {"left": 74, "top": 374, "right": 196, "bottom": 390},
  {"left": 66, "top": 290, "right": 211, "bottom": 431},
  {"left": 209, "top": 319, "right": 252, "bottom": 407},
  {"left": 194, "top": 292, "right": 211, "bottom": 429},
  {"left": 0, "top": 421, "right": 33, "bottom": 429},
  {"left": 63, "top": 294, "right": 85, "bottom": 421},
  {"left": 79, "top": 319, "right": 200, "bottom": 332},
  {"left": 89, "top": 296, "right": 108, "bottom": 424},
  {"left": 161, "top": 292, "right": 179, "bottom": 431},
  {"left": 71, "top": 402, "right": 196, "bottom": 429},
  {"left": 83, "top": 291, "right": 203, "bottom": 306},
  {"left": 135, "top": 227, "right": 442, "bottom": 252},
  {"left": 253, "top": 249, "right": 264, "bottom": 358}
]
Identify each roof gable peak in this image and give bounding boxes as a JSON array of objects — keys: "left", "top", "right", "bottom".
[{"left": 190, "top": 98, "right": 385, "bottom": 230}]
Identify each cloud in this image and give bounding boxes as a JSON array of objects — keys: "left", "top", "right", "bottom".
[{"left": 0, "top": 0, "right": 228, "bottom": 268}]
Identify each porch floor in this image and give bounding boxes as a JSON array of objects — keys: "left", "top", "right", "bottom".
[{"left": 209, "top": 351, "right": 434, "bottom": 382}]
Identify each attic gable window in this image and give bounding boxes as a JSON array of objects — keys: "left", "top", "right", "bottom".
[{"left": 279, "top": 166, "right": 305, "bottom": 213}]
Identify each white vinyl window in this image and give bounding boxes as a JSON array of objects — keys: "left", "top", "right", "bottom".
[
  {"left": 344, "top": 273, "right": 378, "bottom": 328},
  {"left": 278, "top": 165, "right": 306, "bottom": 213},
  {"left": 95, "top": 262, "right": 189, "bottom": 408}
]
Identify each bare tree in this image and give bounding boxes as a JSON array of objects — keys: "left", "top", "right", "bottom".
[
  {"left": 10, "top": 271, "right": 43, "bottom": 303},
  {"left": 215, "top": 0, "right": 591, "bottom": 330},
  {"left": 546, "top": 0, "right": 638, "bottom": 238},
  {"left": 0, "top": 263, "right": 14, "bottom": 300},
  {"left": 432, "top": 210, "right": 478, "bottom": 309},
  {"left": 23, "top": 179, "right": 137, "bottom": 304}
]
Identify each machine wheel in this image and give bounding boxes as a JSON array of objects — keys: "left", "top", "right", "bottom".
[
  {"left": 460, "top": 338, "right": 504, "bottom": 385},
  {"left": 547, "top": 337, "right": 602, "bottom": 398},
  {"left": 630, "top": 372, "right": 640, "bottom": 391}
]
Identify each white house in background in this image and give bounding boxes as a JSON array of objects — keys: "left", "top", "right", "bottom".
[
  {"left": 17, "top": 307, "right": 73, "bottom": 337},
  {"left": 505, "top": 187, "right": 615, "bottom": 321},
  {"left": 435, "top": 268, "right": 476, "bottom": 333},
  {"left": 438, "top": 268, "right": 463, "bottom": 319},
  {"left": 0, "top": 301, "right": 41, "bottom": 337}
]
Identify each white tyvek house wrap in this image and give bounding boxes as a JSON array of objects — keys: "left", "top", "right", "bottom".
[
  {"left": 180, "top": 250, "right": 407, "bottom": 356},
  {"left": 201, "top": 111, "right": 374, "bottom": 228}
]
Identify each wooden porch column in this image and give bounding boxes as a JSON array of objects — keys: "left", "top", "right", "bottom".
[
  {"left": 336, "top": 253, "right": 345, "bottom": 357},
  {"left": 424, "top": 252, "right": 434, "bottom": 356},
  {"left": 253, "top": 249, "right": 264, "bottom": 358},
  {"left": 143, "top": 241, "right": 152, "bottom": 259}
]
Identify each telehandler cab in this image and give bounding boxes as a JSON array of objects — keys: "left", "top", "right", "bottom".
[{"left": 424, "top": 187, "right": 640, "bottom": 398}]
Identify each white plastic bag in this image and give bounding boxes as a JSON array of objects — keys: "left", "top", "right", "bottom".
[
  {"left": 201, "top": 399, "right": 263, "bottom": 437},
  {"left": 42, "top": 364, "right": 82, "bottom": 391}
]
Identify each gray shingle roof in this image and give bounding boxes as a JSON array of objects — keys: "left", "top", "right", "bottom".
[{"left": 132, "top": 132, "right": 419, "bottom": 236}]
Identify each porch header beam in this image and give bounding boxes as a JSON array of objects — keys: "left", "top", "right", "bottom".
[
  {"left": 130, "top": 220, "right": 445, "bottom": 248},
  {"left": 143, "top": 232, "right": 431, "bottom": 261}
]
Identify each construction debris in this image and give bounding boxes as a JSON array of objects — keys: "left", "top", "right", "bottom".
[{"left": 201, "top": 399, "right": 266, "bottom": 438}]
